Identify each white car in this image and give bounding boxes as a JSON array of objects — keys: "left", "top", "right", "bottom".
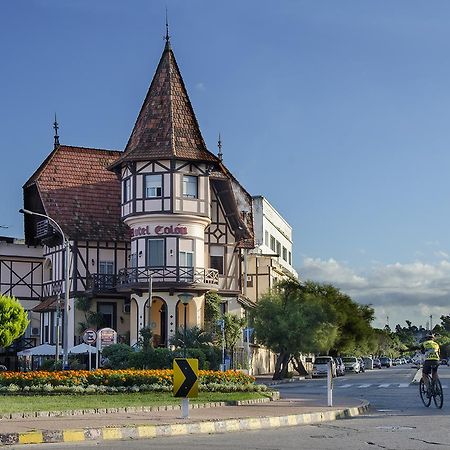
[
  {"left": 312, "top": 356, "right": 337, "bottom": 377},
  {"left": 342, "top": 356, "right": 361, "bottom": 373}
]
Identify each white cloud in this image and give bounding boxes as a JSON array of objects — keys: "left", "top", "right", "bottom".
[
  {"left": 299, "top": 257, "right": 450, "bottom": 329},
  {"left": 434, "top": 250, "right": 449, "bottom": 259}
]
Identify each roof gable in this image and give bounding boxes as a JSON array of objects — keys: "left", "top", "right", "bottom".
[{"left": 24, "top": 145, "right": 129, "bottom": 242}]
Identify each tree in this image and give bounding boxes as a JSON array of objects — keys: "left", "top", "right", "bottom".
[
  {"left": 204, "top": 291, "right": 222, "bottom": 333},
  {"left": 0, "top": 295, "right": 29, "bottom": 347},
  {"left": 74, "top": 296, "right": 106, "bottom": 334},
  {"left": 222, "top": 313, "right": 246, "bottom": 354},
  {"left": 252, "top": 279, "right": 338, "bottom": 379},
  {"left": 169, "top": 326, "right": 213, "bottom": 349}
]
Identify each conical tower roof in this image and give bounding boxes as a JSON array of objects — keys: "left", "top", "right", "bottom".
[{"left": 111, "top": 41, "right": 217, "bottom": 169}]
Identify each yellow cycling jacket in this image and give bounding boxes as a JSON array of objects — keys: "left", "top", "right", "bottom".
[{"left": 422, "top": 340, "right": 440, "bottom": 361}]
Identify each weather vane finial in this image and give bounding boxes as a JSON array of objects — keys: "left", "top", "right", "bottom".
[
  {"left": 164, "top": 7, "right": 171, "bottom": 48},
  {"left": 217, "top": 133, "right": 223, "bottom": 161},
  {"left": 53, "top": 113, "right": 60, "bottom": 150}
]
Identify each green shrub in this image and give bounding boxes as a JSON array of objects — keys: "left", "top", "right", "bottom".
[
  {"left": 0, "top": 295, "right": 29, "bottom": 347},
  {"left": 101, "top": 344, "right": 134, "bottom": 369},
  {"left": 129, "top": 348, "right": 174, "bottom": 369}
]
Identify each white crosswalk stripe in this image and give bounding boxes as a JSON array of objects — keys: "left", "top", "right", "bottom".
[{"left": 319, "top": 383, "right": 449, "bottom": 389}]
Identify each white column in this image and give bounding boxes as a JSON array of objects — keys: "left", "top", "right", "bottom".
[
  {"left": 130, "top": 294, "right": 147, "bottom": 346},
  {"left": 166, "top": 299, "right": 177, "bottom": 345}
]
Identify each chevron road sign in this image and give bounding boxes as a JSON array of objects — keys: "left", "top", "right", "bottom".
[{"left": 173, "top": 358, "right": 198, "bottom": 398}]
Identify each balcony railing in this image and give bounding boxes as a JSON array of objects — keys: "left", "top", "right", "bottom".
[
  {"left": 35, "top": 219, "right": 56, "bottom": 240},
  {"left": 86, "top": 274, "right": 118, "bottom": 293},
  {"left": 117, "top": 266, "right": 220, "bottom": 288},
  {"left": 42, "top": 280, "right": 63, "bottom": 297}
]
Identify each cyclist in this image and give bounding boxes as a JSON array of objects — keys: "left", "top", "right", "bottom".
[
  {"left": 402, "top": 332, "right": 440, "bottom": 392},
  {"left": 407, "top": 333, "right": 440, "bottom": 394}
]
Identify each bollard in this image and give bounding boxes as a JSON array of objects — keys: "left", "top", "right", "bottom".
[
  {"left": 182, "top": 398, "right": 190, "bottom": 418},
  {"left": 327, "top": 361, "right": 333, "bottom": 407}
]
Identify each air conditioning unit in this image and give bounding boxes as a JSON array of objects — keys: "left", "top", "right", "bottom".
[
  {"left": 122, "top": 302, "right": 131, "bottom": 314},
  {"left": 31, "top": 327, "right": 40, "bottom": 336}
]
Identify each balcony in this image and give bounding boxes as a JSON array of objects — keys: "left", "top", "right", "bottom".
[
  {"left": 117, "top": 266, "right": 220, "bottom": 292},
  {"left": 35, "top": 219, "right": 56, "bottom": 240},
  {"left": 86, "top": 274, "right": 119, "bottom": 294},
  {"left": 42, "top": 280, "right": 63, "bottom": 297}
]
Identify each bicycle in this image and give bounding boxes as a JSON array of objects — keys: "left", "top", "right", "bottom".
[{"left": 419, "top": 374, "right": 443, "bottom": 409}]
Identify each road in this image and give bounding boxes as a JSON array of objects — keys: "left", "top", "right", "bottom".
[{"left": 11, "top": 365, "right": 450, "bottom": 449}]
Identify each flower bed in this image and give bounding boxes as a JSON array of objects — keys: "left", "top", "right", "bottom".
[{"left": 0, "top": 369, "right": 265, "bottom": 395}]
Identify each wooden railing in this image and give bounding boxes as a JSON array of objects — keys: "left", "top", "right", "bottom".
[
  {"left": 117, "top": 266, "right": 220, "bottom": 287},
  {"left": 86, "top": 274, "right": 118, "bottom": 292},
  {"left": 42, "top": 280, "right": 63, "bottom": 297}
]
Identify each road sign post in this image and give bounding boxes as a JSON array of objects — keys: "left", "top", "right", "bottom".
[
  {"left": 327, "top": 361, "right": 333, "bottom": 407},
  {"left": 173, "top": 358, "right": 198, "bottom": 418}
]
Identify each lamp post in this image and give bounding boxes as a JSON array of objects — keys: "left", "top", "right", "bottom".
[
  {"left": 55, "top": 296, "right": 61, "bottom": 364},
  {"left": 19, "top": 208, "right": 71, "bottom": 370},
  {"left": 177, "top": 293, "right": 194, "bottom": 357}
]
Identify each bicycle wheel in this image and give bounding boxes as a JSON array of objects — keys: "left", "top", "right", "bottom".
[
  {"left": 433, "top": 378, "right": 444, "bottom": 409},
  {"left": 420, "top": 379, "right": 431, "bottom": 407}
]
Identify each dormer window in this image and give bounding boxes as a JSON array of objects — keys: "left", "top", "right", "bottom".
[
  {"left": 145, "top": 174, "right": 162, "bottom": 198},
  {"left": 123, "top": 177, "right": 132, "bottom": 202},
  {"left": 183, "top": 175, "right": 198, "bottom": 199}
]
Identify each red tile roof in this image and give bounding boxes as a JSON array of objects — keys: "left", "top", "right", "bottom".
[
  {"left": 24, "top": 145, "right": 129, "bottom": 242},
  {"left": 110, "top": 43, "right": 218, "bottom": 168}
]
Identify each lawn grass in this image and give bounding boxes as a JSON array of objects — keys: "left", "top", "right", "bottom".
[{"left": 0, "top": 392, "right": 270, "bottom": 414}]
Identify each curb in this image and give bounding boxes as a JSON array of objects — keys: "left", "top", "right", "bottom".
[
  {"left": 0, "top": 401, "right": 370, "bottom": 446},
  {"left": 262, "top": 377, "right": 306, "bottom": 386},
  {"left": 0, "top": 397, "right": 276, "bottom": 421}
]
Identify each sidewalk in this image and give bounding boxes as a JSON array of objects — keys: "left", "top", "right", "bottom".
[{"left": 0, "top": 395, "right": 369, "bottom": 446}]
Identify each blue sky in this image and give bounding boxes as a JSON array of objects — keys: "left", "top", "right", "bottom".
[{"left": 2, "top": 0, "right": 450, "bottom": 328}]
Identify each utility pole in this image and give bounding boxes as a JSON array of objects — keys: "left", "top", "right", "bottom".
[{"left": 430, "top": 315, "right": 433, "bottom": 331}]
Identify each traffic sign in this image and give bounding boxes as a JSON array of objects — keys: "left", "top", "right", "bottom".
[
  {"left": 82, "top": 328, "right": 97, "bottom": 345},
  {"left": 173, "top": 358, "right": 198, "bottom": 398}
]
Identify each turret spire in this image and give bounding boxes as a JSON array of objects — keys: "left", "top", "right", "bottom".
[
  {"left": 217, "top": 133, "right": 223, "bottom": 161},
  {"left": 164, "top": 8, "right": 171, "bottom": 49},
  {"left": 53, "top": 114, "right": 60, "bottom": 150}
]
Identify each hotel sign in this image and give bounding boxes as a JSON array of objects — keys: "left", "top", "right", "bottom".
[{"left": 131, "top": 225, "right": 188, "bottom": 238}]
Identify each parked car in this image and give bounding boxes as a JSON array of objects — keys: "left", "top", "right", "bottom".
[
  {"left": 342, "top": 356, "right": 361, "bottom": 373},
  {"left": 379, "top": 357, "right": 392, "bottom": 367},
  {"left": 312, "top": 356, "right": 337, "bottom": 377},
  {"left": 334, "top": 357, "right": 346, "bottom": 376},
  {"left": 373, "top": 358, "right": 382, "bottom": 369},
  {"left": 363, "top": 357, "right": 374, "bottom": 370}
]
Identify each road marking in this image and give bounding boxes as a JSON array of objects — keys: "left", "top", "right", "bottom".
[
  {"left": 358, "top": 384, "right": 371, "bottom": 388},
  {"left": 378, "top": 384, "right": 390, "bottom": 388},
  {"left": 338, "top": 384, "right": 352, "bottom": 388},
  {"left": 398, "top": 383, "right": 409, "bottom": 388}
]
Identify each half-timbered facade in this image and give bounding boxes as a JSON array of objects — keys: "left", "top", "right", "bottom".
[
  {"left": 20, "top": 36, "right": 254, "bottom": 350},
  {"left": 0, "top": 237, "right": 44, "bottom": 368}
]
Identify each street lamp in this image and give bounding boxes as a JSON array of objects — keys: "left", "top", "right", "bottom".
[
  {"left": 177, "top": 293, "right": 194, "bottom": 357},
  {"left": 19, "top": 208, "right": 71, "bottom": 370}
]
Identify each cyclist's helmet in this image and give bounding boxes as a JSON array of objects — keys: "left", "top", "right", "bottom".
[{"left": 425, "top": 333, "right": 436, "bottom": 340}]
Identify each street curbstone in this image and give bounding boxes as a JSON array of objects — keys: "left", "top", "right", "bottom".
[{"left": 1, "top": 401, "right": 370, "bottom": 446}]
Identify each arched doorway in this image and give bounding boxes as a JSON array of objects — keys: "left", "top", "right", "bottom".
[
  {"left": 175, "top": 300, "right": 192, "bottom": 332},
  {"left": 147, "top": 297, "right": 167, "bottom": 347}
]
